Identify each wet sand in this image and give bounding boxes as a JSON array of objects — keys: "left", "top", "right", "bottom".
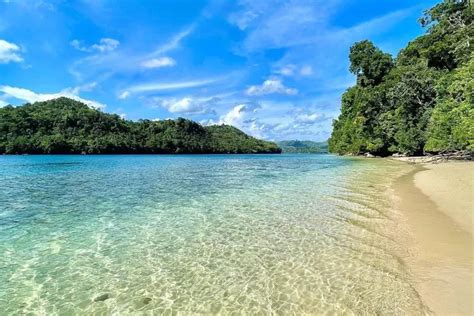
[{"left": 392, "top": 162, "right": 473, "bottom": 315}]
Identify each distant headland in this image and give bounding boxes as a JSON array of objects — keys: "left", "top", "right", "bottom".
[{"left": 277, "top": 140, "right": 328, "bottom": 153}]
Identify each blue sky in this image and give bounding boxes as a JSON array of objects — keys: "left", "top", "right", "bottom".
[{"left": 0, "top": 0, "right": 438, "bottom": 141}]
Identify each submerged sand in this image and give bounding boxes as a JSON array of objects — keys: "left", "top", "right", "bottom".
[{"left": 392, "top": 161, "right": 473, "bottom": 315}]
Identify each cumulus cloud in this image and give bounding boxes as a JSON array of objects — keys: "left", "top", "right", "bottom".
[
  {"left": 294, "top": 112, "right": 321, "bottom": 125},
  {"left": 220, "top": 104, "right": 247, "bottom": 125},
  {"left": 155, "top": 96, "right": 219, "bottom": 114},
  {"left": 70, "top": 38, "right": 120, "bottom": 53},
  {"left": 202, "top": 102, "right": 263, "bottom": 136},
  {"left": 0, "top": 85, "right": 106, "bottom": 109},
  {"left": 201, "top": 100, "right": 331, "bottom": 140},
  {"left": 260, "top": 111, "right": 327, "bottom": 139},
  {"left": 219, "top": 103, "right": 269, "bottom": 138},
  {"left": 141, "top": 57, "right": 176, "bottom": 68},
  {"left": 0, "top": 39, "right": 23, "bottom": 63},
  {"left": 160, "top": 97, "right": 200, "bottom": 113},
  {"left": 246, "top": 79, "right": 297, "bottom": 96}
]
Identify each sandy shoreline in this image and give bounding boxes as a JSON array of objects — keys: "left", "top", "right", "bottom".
[
  {"left": 415, "top": 162, "right": 473, "bottom": 235},
  {"left": 392, "top": 161, "right": 473, "bottom": 315}
]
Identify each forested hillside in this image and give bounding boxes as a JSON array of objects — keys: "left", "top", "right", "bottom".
[
  {"left": 277, "top": 140, "right": 328, "bottom": 153},
  {"left": 0, "top": 97, "right": 281, "bottom": 154},
  {"left": 329, "top": 0, "right": 473, "bottom": 156}
]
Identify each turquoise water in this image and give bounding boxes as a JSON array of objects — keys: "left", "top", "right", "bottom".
[{"left": 0, "top": 154, "right": 426, "bottom": 314}]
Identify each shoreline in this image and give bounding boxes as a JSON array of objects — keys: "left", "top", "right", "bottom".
[{"left": 391, "top": 161, "right": 473, "bottom": 315}]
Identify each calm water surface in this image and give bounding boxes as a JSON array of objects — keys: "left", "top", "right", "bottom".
[{"left": 0, "top": 154, "right": 426, "bottom": 314}]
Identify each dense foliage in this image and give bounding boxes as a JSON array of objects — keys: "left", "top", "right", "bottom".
[
  {"left": 329, "top": 0, "right": 473, "bottom": 156},
  {"left": 0, "top": 98, "right": 281, "bottom": 154},
  {"left": 277, "top": 140, "right": 328, "bottom": 153}
]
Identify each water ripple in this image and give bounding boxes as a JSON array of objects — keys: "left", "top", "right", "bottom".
[{"left": 0, "top": 155, "right": 427, "bottom": 314}]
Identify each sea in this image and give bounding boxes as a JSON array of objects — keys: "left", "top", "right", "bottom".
[{"left": 0, "top": 154, "right": 427, "bottom": 314}]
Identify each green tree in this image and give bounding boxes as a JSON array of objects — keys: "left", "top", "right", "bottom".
[
  {"left": 349, "top": 40, "right": 394, "bottom": 87},
  {"left": 330, "top": 0, "right": 473, "bottom": 156},
  {"left": 425, "top": 57, "right": 474, "bottom": 152}
]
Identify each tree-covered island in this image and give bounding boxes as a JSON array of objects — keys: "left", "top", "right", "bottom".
[{"left": 0, "top": 97, "right": 281, "bottom": 154}]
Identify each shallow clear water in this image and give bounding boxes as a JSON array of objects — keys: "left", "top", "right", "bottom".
[{"left": 0, "top": 154, "right": 426, "bottom": 314}]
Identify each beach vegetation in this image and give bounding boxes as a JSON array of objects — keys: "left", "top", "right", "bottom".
[{"left": 329, "top": 0, "right": 473, "bottom": 156}]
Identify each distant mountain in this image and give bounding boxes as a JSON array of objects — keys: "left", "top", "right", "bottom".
[
  {"left": 277, "top": 140, "right": 329, "bottom": 153},
  {"left": 0, "top": 97, "right": 281, "bottom": 154}
]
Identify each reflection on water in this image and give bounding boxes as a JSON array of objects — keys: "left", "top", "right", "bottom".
[{"left": 0, "top": 154, "right": 427, "bottom": 314}]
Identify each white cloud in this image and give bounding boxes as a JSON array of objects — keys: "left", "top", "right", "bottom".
[
  {"left": 257, "top": 110, "right": 328, "bottom": 140},
  {"left": 246, "top": 79, "right": 297, "bottom": 96},
  {"left": 151, "top": 26, "right": 194, "bottom": 56},
  {"left": 220, "top": 103, "right": 247, "bottom": 126},
  {"left": 203, "top": 102, "right": 263, "bottom": 136},
  {"left": 70, "top": 38, "right": 119, "bottom": 53},
  {"left": 279, "top": 64, "right": 295, "bottom": 76},
  {"left": 141, "top": 57, "right": 176, "bottom": 68},
  {"left": 118, "top": 91, "right": 130, "bottom": 99},
  {"left": 234, "top": 1, "right": 334, "bottom": 52},
  {"left": 126, "top": 77, "right": 220, "bottom": 94},
  {"left": 294, "top": 112, "right": 321, "bottom": 124},
  {"left": 300, "top": 65, "right": 313, "bottom": 76},
  {"left": 201, "top": 99, "right": 332, "bottom": 140},
  {"left": 68, "top": 25, "right": 193, "bottom": 83},
  {"left": 0, "top": 99, "right": 8, "bottom": 107},
  {"left": 0, "top": 85, "right": 106, "bottom": 109},
  {"left": 65, "top": 82, "right": 98, "bottom": 95},
  {"left": 92, "top": 38, "right": 119, "bottom": 52},
  {"left": 228, "top": 10, "right": 259, "bottom": 30},
  {"left": 0, "top": 39, "right": 23, "bottom": 63},
  {"left": 160, "top": 97, "right": 200, "bottom": 113},
  {"left": 155, "top": 96, "right": 219, "bottom": 114},
  {"left": 277, "top": 64, "right": 313, "bottom": 77},
  {"left": 70, "top": 40, "right": 84, "bottom": 51},
  {"left": 235, "top": 2, "right": 411, "bottom": 53}
]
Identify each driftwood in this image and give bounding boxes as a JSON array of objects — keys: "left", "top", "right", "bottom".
[{"left": 429, "top": 150, "right": 473, "bottom": 162}]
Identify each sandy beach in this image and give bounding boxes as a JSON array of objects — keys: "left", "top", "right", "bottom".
[{"left": 392, "top": 161, "right": 473, "bottom": 315}]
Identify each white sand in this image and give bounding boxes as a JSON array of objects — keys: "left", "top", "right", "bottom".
[
  {"left": 392, "top": 161, "right": 473, "bottom": 315},
  {"left": 414, "top": 161, "right": 474, "bottom": 234}
]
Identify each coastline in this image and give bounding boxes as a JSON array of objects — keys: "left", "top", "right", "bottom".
[{"left": 391, "top": 161, "right": 473, "bottom": 315}]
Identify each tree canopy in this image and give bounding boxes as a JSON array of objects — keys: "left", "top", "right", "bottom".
[
  {"left": 329, "top": 0, "right": 473, "bottom": 156},
  {"left": 0, "top": 97, "right": 281, "bottom": 154},
  {"left": 349, "top": 40, "right": 394, "bottom": 87}
]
